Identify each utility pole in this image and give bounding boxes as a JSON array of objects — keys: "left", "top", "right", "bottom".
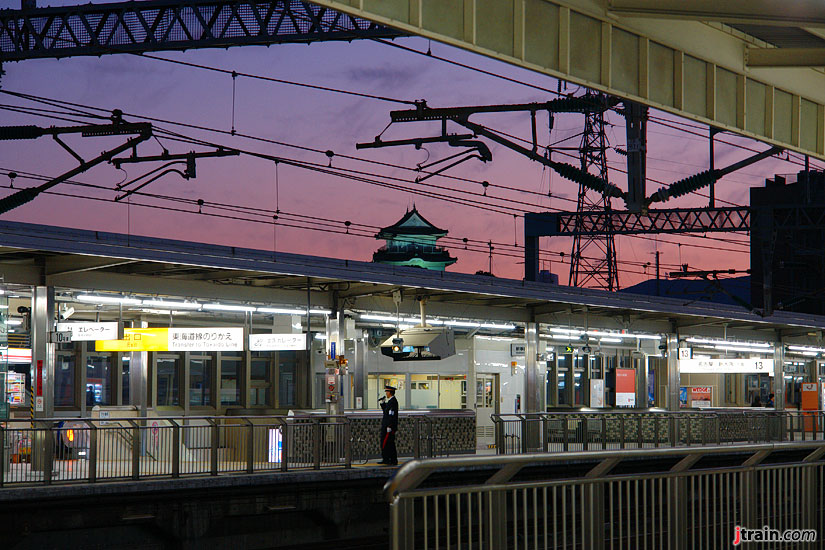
[{"left": 655, "top": 250, "right": 660, "bottom": 296}]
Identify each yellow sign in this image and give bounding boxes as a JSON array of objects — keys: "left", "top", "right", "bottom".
[{"left": 95, "top": 328, "right": 169, "bottom": 352}]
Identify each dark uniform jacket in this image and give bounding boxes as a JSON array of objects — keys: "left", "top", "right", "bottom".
[{"left": 380, "top": 396, "right": 399, "bottom": 432}]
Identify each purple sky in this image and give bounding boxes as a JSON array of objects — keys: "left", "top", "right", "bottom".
[{"left": 1, "top": 3, "right": 816, "bottom": 287}]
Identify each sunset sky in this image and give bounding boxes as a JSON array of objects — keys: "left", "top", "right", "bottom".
[{"left": 2, "top": 0, "right": 820, "bottom": 288}]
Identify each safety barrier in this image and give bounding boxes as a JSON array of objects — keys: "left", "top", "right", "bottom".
[
  {"left": 0, "top": 411, "right": 472, "bottom": 486},
  {"left": 492, "top": 410, "right": 825, "bottom": 454},
  {"left": 385, "top": 442, "right": 825, "bottom": 550}
]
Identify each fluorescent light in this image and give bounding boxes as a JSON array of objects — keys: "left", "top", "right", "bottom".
[
  {"left": 787, "top": 345, "right": 825, "bottom": 353},
  {"left": 713, "top": 344, "right": 774, "bottom": 354},
  {"left": 443, "top": 320, "right": 516, "bottom": 330},
  {"left": 801, "top": 351, "right": 819, "bottom": 357},
  {"left": 599, "top": 337, "right": 622, "bottom": 343},
  {"left": 202, "top": 303, "right": 255, "bottom": 312},
  {"left": 314, "top": 333, "right": 327, "bottom": 340},
  {"left": 5, "top": 319, "right": 22, "bottom": 326},
  {"left": 257, "top": 307, "right": 331, "bottom": 315},
  {"left": 77, "top": 294, "right": 141, "bottom": 306},
  {"left": 686, "top": 337, "right": 772, "bottom": 348},
  {"left": 0, "top": 305, "right": 8, "bottom": 309},
  {"left": 142, "top": 299, "right": 201, "bottom": 310},
  {"left": 550, "top": 327, "right": 584, "bottom": 335}
]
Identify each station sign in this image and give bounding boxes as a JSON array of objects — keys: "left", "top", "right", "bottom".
[
  {"left": 249, "top": 333, "right": 306, "bottom": 351},
  {"left": 510, "top": 343, "right": 526, "bottom": 357},
  {"left": 96, "top": 327, "right": 244, "bottom": 352},
  {"left": 679, "top": 358, "right": 774, "bottom": 376},
  {"left": 56, "top": 322, "right": 119, "bottom": 342}
]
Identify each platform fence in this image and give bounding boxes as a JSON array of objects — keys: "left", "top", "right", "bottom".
[
  {"left": 492, "top": 410, "right": 825, "bottom": 454},
  {"left": 0, "top": 411, "right": 469, "bottom": 486},
  {"left": 386, "top": 442, "right": 825, "bottom": 550}
]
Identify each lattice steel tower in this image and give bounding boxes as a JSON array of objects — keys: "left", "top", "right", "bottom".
[{"left": 569, "top": 95, "right": 619, "bottom": 290}]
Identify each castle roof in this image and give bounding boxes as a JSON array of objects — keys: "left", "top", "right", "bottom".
[{"left": 376, "top": 207, "right": 448, "bottom": 238}]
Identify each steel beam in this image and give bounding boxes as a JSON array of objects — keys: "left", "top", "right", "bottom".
[
  {"left": 0, "top": 0, "right": 403, "bottom": 61},
  {"left": 525, "top": 207, "right": 750, "bottom": 238},
  {"left": 607, "top": 0, "right": 825, "bottom": 27},
  {"left": 747, "top": 47, "right": 825, "bottom": 68}
]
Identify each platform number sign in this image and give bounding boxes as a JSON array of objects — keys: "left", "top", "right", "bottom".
[{"left": 678, "top": 348, "right": 691, "bottom": 360}]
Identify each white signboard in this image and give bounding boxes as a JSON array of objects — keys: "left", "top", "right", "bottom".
[
  {"left": 57, "top": 322, "right": 119, "bottom": 342},
  {"left": 268, "top": 428, "right": 283, "bottom": 463},
  {"left": 589, "top": 379, "right": 605, "bottom": 408},
  {"left": 679, "top": 358, "right": 774, "bottom": 376},
  {"left": 616, "top": 393, "right": 636, "bottom": 407},
  {"left": 510, "top": 343, "right": 526, "bottom": 357},
  {"left": 167, "top": 327, "right": 244, "bottom": 351},
  {"left": 249, "top": 333, "right": 306, "bottom": 351},
  {"left": 678, "top": 347, "right": 692, "bottom": 360}
]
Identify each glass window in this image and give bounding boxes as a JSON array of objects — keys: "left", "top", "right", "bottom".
[
  {"left": 410, "top": 374, "right": 438, "bottom": 409},
  {"left": 86, "top": 354, "right": 112, "bottom": 406},
  {"left": 250, "top": 353, "right": 271, "bottom": 407},
  {"left": 189, "top": 356, "right": 213, "bottom": 407},
  {"left": 156, "top": 355, "right": 180, "bottom": 407},
  {"left": 278, "top": 352, "right": 297, "bottom": 407},
  {"left": 121, "top": 356, "right": 130, "bottom": 405},
  {"left": 220, "top": 357, "right": 242, "bottom": 406},
  {"left": 438, "top": 375, "right": 465, "bottom": 409},
  {"left": 367, "top": 374, "right": 406, "bottom": 409},
  {"left": 55, "top": 353, "right": 75, "bottom": 407}
]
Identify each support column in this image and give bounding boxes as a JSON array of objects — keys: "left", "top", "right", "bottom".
[
  {"left": 548, "top": 352, "right": 559, "bottom": 407},
  {"left": 581, "top": 351, "right": 591, "bottom": 407},
  {"left": 30, "top": 286, "right": 55, "bottom": 474},
  {"left": 524, "top": 234, "right": 539, "bottom": 282},
  {"left": 351, "top": 336, "right": 366, "bottom": 409},
  {"left": 128, "top": 321, "right": 148, "bottom": 417},
  {"left": 636, "top": 354, "right": 648, "bottom": 409},
  {"left": 467, "top": 336, "right": 477, "bottom": 413},
  {"left": 31, "top": 286, "right": 55, "bottom": 419},
  {"left": 773, "top": 340, "right": 785, "bottom": 411},
  {"left": 666, "top": 334, "right": 680, "bottom": 411},
  {"left": 524, "top": 322, "right": 544, "bottom": 412}
]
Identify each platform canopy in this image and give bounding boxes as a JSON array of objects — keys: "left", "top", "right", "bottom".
[{"left": 312, "top": 0, "right": 825, "bottom": 160}]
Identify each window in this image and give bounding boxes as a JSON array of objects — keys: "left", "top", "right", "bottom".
[
  {"left": 189, "top": 356, "right": 213, "bottom": 407},
  {"left": 367, "top": 374, "right": 406, "bottom": 408},
  {"left": 220, "top": 356, "right": 242, "bottom": 406},
  {"left": 410, "top": 374, "right": 438, "bottom": 409},
  {"left": 121, "top": 356, "right": 130, "bottom": 405},
  {"left": 156, "top": 355, "right": 180, "bottom": 407},
  {"left": 55, "top": 352, "right": 75, "bottom": 407},
  {"left": 250, "top": 352, "right": 271, "bottom": 407},
  {"left": 278, "top": 352, "right": 297, "bottom": 407},
  {"left": 86, "top": 354, "right": 112, "bottom": 406}
]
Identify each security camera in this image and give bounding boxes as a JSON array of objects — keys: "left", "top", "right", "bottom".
[
  {"left": 59, "top": 306, "right": 75, "bottom": 320},
  {"left": 17, "top": 306, "right": 30, "bottom": 315}
]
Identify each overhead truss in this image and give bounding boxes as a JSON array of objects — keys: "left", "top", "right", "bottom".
[{"left": 0, "top": 0, "right": 403, "bottom": 61}]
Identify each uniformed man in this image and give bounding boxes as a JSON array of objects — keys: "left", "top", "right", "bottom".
[{"left": 378, "top": 385, "right": 398, "bottom": 465}]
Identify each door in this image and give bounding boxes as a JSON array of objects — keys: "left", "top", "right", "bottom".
[{"left": 475, "top": 374, "right": 499, "bottom": 449}]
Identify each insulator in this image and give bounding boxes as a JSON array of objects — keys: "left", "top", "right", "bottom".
[
  {"left": 545, "top": 95, "right": 618, "bottom": 114},
  {"left": 551, "top": 161, "right": 625, "bottom": 199},
  {"left": 0, "top": 187, "right": 39, "bottom": 214},
  {"left": 649, "top": 169, "right": 718, "bottom": 203},
  {"left": 0, "top": 125, "right": 43, "bottom": 140}
]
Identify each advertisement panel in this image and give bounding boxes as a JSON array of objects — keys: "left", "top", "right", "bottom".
[
  {"left": 589, "top": 379, "right": 605, "bottom": 408},
  {"left": 690, "top": 386, "right": 712, "bottom": 408},
  {"left": 615, "top": 368, "right": 636, "bottom": 407}
]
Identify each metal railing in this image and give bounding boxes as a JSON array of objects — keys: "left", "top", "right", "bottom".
[
  {"left": 386, "top": 442, "right": 825, "bottom": 550},
  {"left": 492, "top": 410, "right": 825, "bottom": 454},
  {"left": 0, "top": 411, "right": 472, "bottom": 487}
]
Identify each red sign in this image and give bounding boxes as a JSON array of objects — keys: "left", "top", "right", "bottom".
[
  {"left": 36, "top": 359, "right": 43, "bottom": 397},
  {"left": 615, "top": 368, "right": 636, "bottom": 407},
  {"left": 690, "top": 386, "right": 712, "bottom": 408}
]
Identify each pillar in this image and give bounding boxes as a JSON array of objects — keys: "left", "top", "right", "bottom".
[
  {"left": 773, "top": 341, "right": 785, "bottom": 411},
  {"left": 30, "top": 286, "right": 55, "bottom": 419},
  {"left": 128, "top": 321, "right": 148, "bottom": 417},
  {"left": 524, "top": 322, "right": 544, "bottom": 412},
  {"left": 351, "top": 336, "right": 366, "bottom": 409},
  {"left": 666, "top": 334, "right": 680, "bottom": 411},
  {"left": 30, "top": 286, "right": 55, "bottom": 473}
]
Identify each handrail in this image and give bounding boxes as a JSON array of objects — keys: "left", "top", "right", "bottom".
[{"left": 384, "top": 440, "right": 825, "bottom": 498}]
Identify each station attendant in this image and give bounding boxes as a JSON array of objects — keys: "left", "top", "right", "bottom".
[{"left": 378, "top": 385, "right": 399, "bottom": 465}]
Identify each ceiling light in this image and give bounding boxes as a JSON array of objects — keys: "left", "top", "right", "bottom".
[
  {"left": 712, "top": 344, "right": 774, "bottom": 354},
  {"left": 77, "top": 294, "right": 142, "bottom": 306},
  {"left": 599, "top": 337, "right": 622, "bottom": 343},
  {"left": 550, "top": 327, "right": 584, "bottom": 335},
  {"left": 257, "top": 307, "right": 331, "bottom": 315},
  {"left": 142, "top": 299, "right": 202, "bottom": 310},
  {"left": 5, "top": 319, "right": 22, "bottom": 326},
  {"left": 787, "top": 345, "right": 825, "bottom": 353},
  {"left": 686, "top": 337, "right": 772, "bottom": 348},
  {"left": 202, "top": 303, "right": 255, "bottom": 312}
]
